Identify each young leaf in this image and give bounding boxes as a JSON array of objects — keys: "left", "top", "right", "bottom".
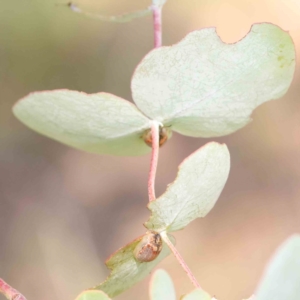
[
  {"left": 75, "top": 290, "right": 111, "bottom": 300},
  {"left": 13, "top": 90, "right": 152, "bottom": 156},
  {"left": 92, "top": 234, "right": 175, "bottom": 298},
  {"left": 131, "top": 23, "right": 295, "bottom": 137},
  {"left": 255, "top": 235, "right": 300, "bottom": 300},
  {"left": 149, "top": 269, "right": 176, "bottom": 300},
  {"left": 180, "top": 289, "right": 211, "bottom": 300},
  {"left": 145, "top": 142, "right": 230, "bottom": 232}
]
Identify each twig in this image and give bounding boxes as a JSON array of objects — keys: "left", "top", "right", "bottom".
[
  {"left": 151, "top": 5, "right": 163, "bottom": 48},
  {"left": 161, "top": 232, "right": 202, "bottom": 289},
  {"left": 0, "top": 278, "right": 27, "bottom": 300},
  {"left": 148, "top": 121, "right": 160, "bottom": 202}
]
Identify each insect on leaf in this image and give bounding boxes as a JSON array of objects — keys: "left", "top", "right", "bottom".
[
  {"left": 132, "top": 23, "right": 295, "bottom": 137},
  {"left": 145, "top": 142, "right": 230, "bottom": 232},
  {"left": 91, "top": 234, "right": 175, "bottom": 298}
]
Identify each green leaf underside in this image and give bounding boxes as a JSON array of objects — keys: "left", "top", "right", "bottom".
[
  {"left": 145, "top": 142, "right": 230, "bottom": 232},
  {"left": 181, "top": 289, "right": 211, "bottom": 300},
  {"left": 13, "top": 90, "right": 152, "bottom": 156},
  {"left": 93, "top": 234, "right": 175, "bottom": 298},
  {"left": 255, "top": 235, "right": 300, "bottom": 300},
  {"left": 131, "top": 23, "right": 295, "bottom": 137},
  {"left": 75, "top": 290, "right": 111, "bottom": 300},
  {"left": 149, "top": 269, "right": 176, "bottom": 300}
]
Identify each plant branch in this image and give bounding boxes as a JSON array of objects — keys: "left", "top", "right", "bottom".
[
  {"left": 151, "top": 5, "right": 162, "bottom": 48},
  {"left": 0, "top": 278, "right": 27, "bottom": 300},
  {"left": 161, "top": 232, "right": 202, "bottom": 289},
  {"left": 148, "top": 121, "right": 160, "bottom": 202}
]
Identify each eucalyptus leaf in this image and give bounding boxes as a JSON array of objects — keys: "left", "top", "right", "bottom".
[
  {"left": 145, "top": 142, "right": 230, "bottom": 232},
  {"left": 180, "top": 289, "right": 211, "bottom": 300},
  {"left": 13, "top": 24, "right": 295, "bottom": 156},
  {"left": 149, "top": 269, "right": 176, "bottom": 300},
  {"left": 75, "top": 290, "right": 111, "bottom": 300},
  {"left": 132, "top": 23, "right": 295, "bottom": 137},
  {"left": 93, "top": 234, "right": 175, "bottom": 298},
  {"left": 255, "top": 235, "right": 300, "bottom": 300},
  {"left": 69, "top": 3, "right": 152, "bottom": 23},
  {"left": 13, "top": 90, "right": 152, "bottom": 156}
]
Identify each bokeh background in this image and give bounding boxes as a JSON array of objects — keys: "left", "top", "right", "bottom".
[{"left": 1, "top": 0, "right": 300, "bottom": 299}]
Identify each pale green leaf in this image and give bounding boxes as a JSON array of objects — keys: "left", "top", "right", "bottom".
[
  {"left": 149, "top": 269, "right": 176, "bottom": 300},
  {"left": 75, "top": 290, "right": 111, "bottom": 300},
  {"left": 93, "top": 234, "right": 175, "bottom": 298},
  {"left": 69, "top": 3, "right": 151, "bottom": 23},
  {"left": 180, "top": 289, "right": 211, "bottom": 300},
  {"left": 145, "top": 142, "right": 230, "bottom": 232},
  {"left": 131, "top": 23, "right": 295, "bottom": 137},
  {"left": 13, "top": 90, "right": 152, "bottom": 156},
  {"left": 255, "top": 235, "right": 300, "bottom": 300}
]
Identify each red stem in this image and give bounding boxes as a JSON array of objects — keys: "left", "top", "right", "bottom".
[
  {"left": 152, "top": 6, "right": 162, "bottom": 48},
  {"left": 0, "top": 278, "right": 27, "bottom": 300},
  {"left": 161, "top": 232, "right": 202, "bottom": 290},
  {"left": 148, "top": 121, "right": 160, "bottom": 202}
]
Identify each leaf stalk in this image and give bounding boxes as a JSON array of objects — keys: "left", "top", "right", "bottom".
[
  {"left": 148, "top": 121, "right": 160, "bottom": 202},
  {"left": 151, "top": 5, "right": 163, "bottom": 48},
  {"left": 161, "top": 232, "right": 202, "bottom": 290}
]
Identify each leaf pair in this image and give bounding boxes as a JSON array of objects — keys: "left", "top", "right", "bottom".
[
  {"left": 13, "top": 23, "right": 295, "bottom": 156},
  {"left": 74, "top": 142, "right": 230, "bottom": 298}
]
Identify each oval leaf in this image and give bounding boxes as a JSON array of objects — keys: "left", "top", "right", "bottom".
[
  {"left": 75, "top": 290, "right": 111, "bottom": 300},
  {"left": 131, "top": 23, "right": 295, "bottom": 137},
  {"left": 180, "top": 289, "right": 211, "bottom": 300},
  {"left": 149, "top": 269, "right": 176, "bottom": 300},
  {"left": 13, "top": 90, "right": 152, "bottom": 156},
  {"left": 255, "top": 235, "right": 300, "bottom": 300},
  {"left": 145, "top": 142, "right": 230, "bottom": 232},
  {"left": 93, "top": 234, "right": 175, "bottom": 298}
]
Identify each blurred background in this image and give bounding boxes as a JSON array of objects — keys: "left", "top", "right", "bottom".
[{"left": 1, "top": 0, "right": 300, "bottom": 299}]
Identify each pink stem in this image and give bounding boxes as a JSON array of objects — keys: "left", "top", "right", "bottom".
[
  {"left": 152, "top": 6, "right": 162, "bottom": 48},
  {"left": 161, "top": 233, "right": 202, "bottom": 289},
  {"left": 148, "top": 121, "right": 160, "bottom": 202},
  {"left": 0, "top": 278, "right": 27, "bottom": 300}
]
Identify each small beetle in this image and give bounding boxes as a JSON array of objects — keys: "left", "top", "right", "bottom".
[
  {"left": 142, "top": 126, "right": 170, "bottom": 148},
  {"left": 133, "top": 231, "right": 163, "bottom": 262}
]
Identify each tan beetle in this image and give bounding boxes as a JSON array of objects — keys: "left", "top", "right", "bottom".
[
  {"left": 133, "top": 231, "right": 163, "bottom": 262},
  {"left": 142, "top": 126, "right": 171, "bottom": 148}
]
